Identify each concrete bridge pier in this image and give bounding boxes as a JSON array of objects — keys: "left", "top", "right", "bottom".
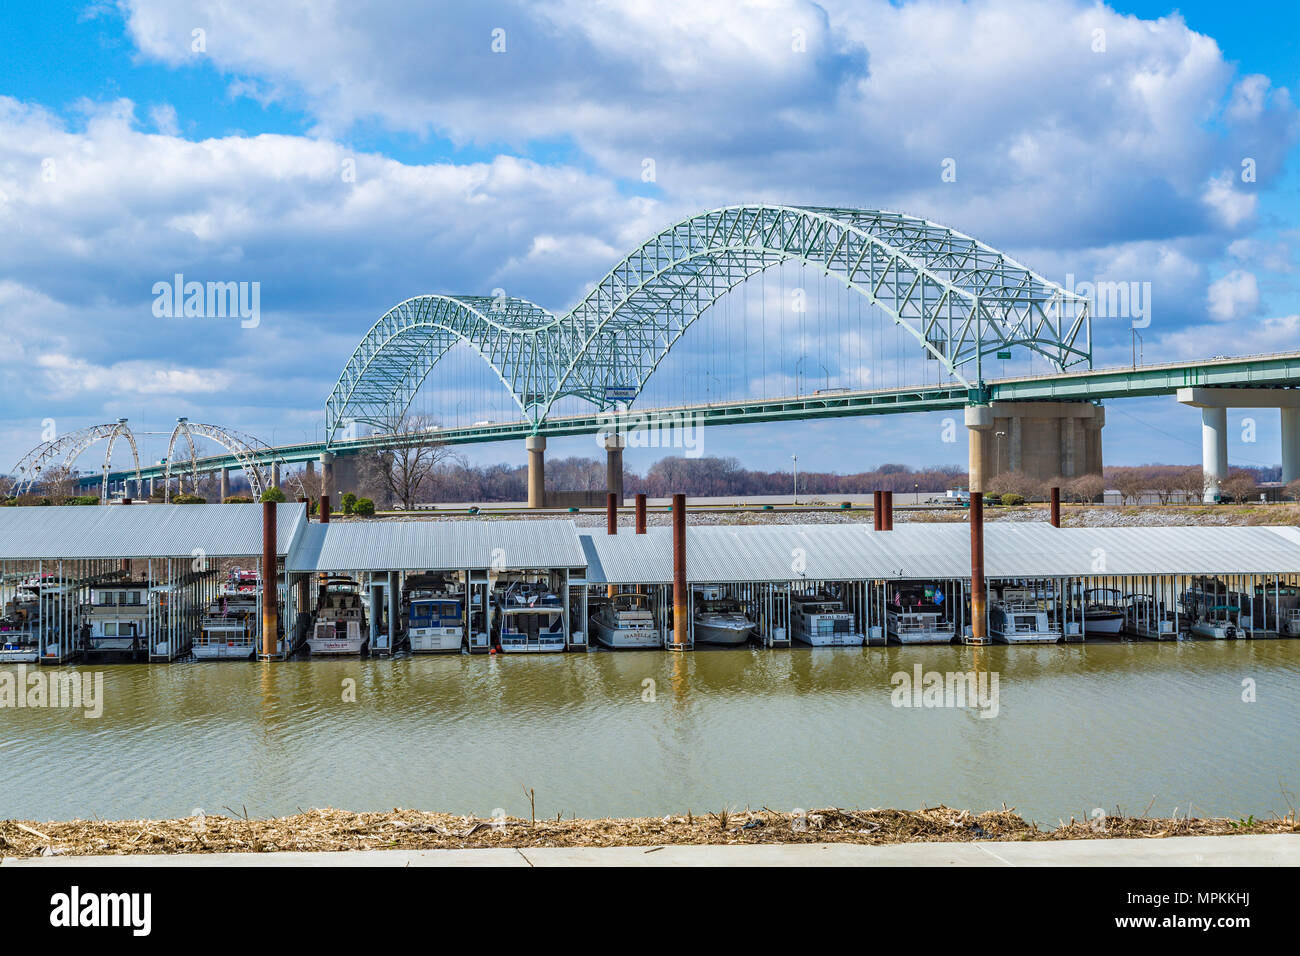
[
  {"left": 270, "top": 461, "right": 280, "bottom": 490},
  {"left": 966, "top": 401, "right": 1104, "bottom": 493},
  {"left": 605, "top": 432, "right": 625, "bottom": 503},
  {"left": 220, "top": 467, "right": 230, "bottom": 502},
  {"left": 305, "top": 460, "right": 316, "bottom": 495},
  {"left": 1178, "top": 387, "right": 1300, "bottom": 500},
  {"left": 320, "top": 452, "right": 335, "bottom": 502},
  {"left": 527, "top": 435, "right": 546, "bottom": 509}
]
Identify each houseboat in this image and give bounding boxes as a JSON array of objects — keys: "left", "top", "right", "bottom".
[
  {"left": 591, "top": 592, "right": 661, "bottom": 649},
  {"left": 791, "top": 592, "right": 862, "bottom": 646},
  {"left": 885, "top": 584, "right": 956, "bottom": 644},
  {"left": 495, "top": 580, "right": 566, "bottom": 653},
  {"left": 692, "top": 587, "right": 753, "bottom": 645},
  {"left": 84, "top": 580, "right": 151, "bottom": 659},
  {"left": 306, "top": 576, "right": 368, "bottom": 655},
  {"left": 1082, "top": 588, "right": 1126, "bottom": 635},
  {"left": 989, "top": 598, "right": 1060, "bottom": 644},
  {"left": 406, "top": 578, "right": 466, "bottom": 653},
  {"left": 194, "top": 571, "right": 260, "bottom": 660}
]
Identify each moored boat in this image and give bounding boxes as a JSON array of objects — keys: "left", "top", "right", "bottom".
[
  {"left": 407, "top": 583, "right": 465, "bottom": 653},
  {"left": 1082, "top": 588, "right": 1125, "bottom": 635},
  {"left": 495, "top": 582, "right": 566, "bottom": 653},
  {"left": 306, "top": 576, "right": 368, "bottom": 655},
  {"left": 692, "top": 588, "right": 753, "bottom": 646},
  {"left": 591, "top": 592, "right": 661, "bottom": 649},
  {"left": 1189, "top": 605, "right": 1241, "bottom": 640},
  {"left": 886, "top": 584, "right": 956, "bottom": 644},
  {"left": 195, "top": 571, "right": 259, "bottom": 660},
  {"left": 791, "top": 592, "right": 862, "bottom": 646},
  {"left": 989, "top": 600, "right": 1061, "bottom": 644}
]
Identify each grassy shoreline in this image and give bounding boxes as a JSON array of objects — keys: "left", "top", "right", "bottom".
[{"left": 2, "top": 806, "right": 1295, "bottom": 858}]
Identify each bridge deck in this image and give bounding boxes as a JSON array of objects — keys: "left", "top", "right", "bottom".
[{"left": 85, "top": 350, "right": 1300, "bottom": 485}]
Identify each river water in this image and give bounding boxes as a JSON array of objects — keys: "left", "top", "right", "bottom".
[{"left": 2, "top": 640, "right": 1297, "bottom": 825}]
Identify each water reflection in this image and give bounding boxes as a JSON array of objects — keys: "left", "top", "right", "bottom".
[{"left": 1, "top": 640, "right": 1295, "bottom": 824}]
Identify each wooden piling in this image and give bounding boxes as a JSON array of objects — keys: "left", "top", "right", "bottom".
[
  {"left": 968, "top": 491, "right": 988, "bottom": 644},
  {"left": 1050, "top": 486, "right": 1061, "bottom": 527},
  {"left": 261, "top": 500, "right": 278, "bottom": 659},
  {"left": 672, "top": 493, "right": 687, "bottom": 649}
]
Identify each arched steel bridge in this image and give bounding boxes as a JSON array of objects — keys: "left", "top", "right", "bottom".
[
  {"left": 324, "top": 204, "right": 1093, "bottom": 446},
  {"left": 6, "top": 418, "right": 307, "bottom": 501}
]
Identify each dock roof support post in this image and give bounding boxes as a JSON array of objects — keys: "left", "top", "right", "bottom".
[
  {"left": 260, "top": 500, "right": 278, "bottom": 660},
  {"left": 965, "top": 492, "right": 989, "bottom": 645},
  {"left": 672, "top": 493, "right": 687, "bottom": 651}
]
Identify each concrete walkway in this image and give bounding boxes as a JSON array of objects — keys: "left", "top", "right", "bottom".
[{"left": 5, "top": 834, "right": 1296, "bottom": 866}]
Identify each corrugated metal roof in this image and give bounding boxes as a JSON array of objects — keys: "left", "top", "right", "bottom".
[
  {"left": 0, "top": 502, "right": 306, "bottom": 560},
  {"left": 287, "top": 519, "right": 588, "bottom": 572},
  {"left": 579, "top": 523, "right": 1300, "bottom": 584}
]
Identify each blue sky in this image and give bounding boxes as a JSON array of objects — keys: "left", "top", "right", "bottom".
[{"left": 1, "top": 0, "right": 1298, "bottom": 477}]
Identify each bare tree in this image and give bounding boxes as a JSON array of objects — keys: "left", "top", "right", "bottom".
[
  {"left": 1066, "top": 473, "right": 1105, "bottom": 504},
  {"left": 1219, "top": 470, "right": 1258, "bottom": 505},
  {"left": 359, "top": 412, "right": 463, "bottom": 511},
  {"left": 40, "top": 465, "right": 81, "bottom": 501},
  {"left": 1174, "top": 466, "right": 1205, "bottom": 504}
]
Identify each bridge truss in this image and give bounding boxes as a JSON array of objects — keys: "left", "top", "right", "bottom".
[{"left": 325, "top": 204, "right": 1091, "bottom": 445}]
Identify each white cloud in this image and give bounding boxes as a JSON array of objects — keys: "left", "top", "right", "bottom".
[{"left": 1207, "top": 269, "right": 1260, "bottom": 321}]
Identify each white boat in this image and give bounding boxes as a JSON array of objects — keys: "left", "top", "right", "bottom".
[
  {"left": 306, "top": 576, "right": 368, "bottom": 655},
  {"left": 407, "top": 589, "right": 465, "bottom": 653},
  {"left": 692, "top": 588, "right": 753, "bottom": 646},
  {"left": 1283, "top": 608, "right": 1300, "bottom": 637},
  {"left": 84, "top": 581, "right": 150, "bottom": 656},
  {"left": 0, "top": 628, "right": 39, "bottom": 662},
  {"left": 496, "top": 582, "right": 566, "bottom": 653},
  {"left": 1189, "top": 605, "right": 1241, "bottom": 640},
  {"left": 1082, "top": 588, "right": 1125, "bottom": 635},
  {"left": 591, "top": 592, "right": 661, "bottom": 649},
  {"left": 989, "top": 601, "right": 1061, "bottom": 644},
  {"left": 791, "top": 593, "right": 862, "bottom": 646},
  {"left": 885, "top": 584, "right": 955, "bottom": 644}
]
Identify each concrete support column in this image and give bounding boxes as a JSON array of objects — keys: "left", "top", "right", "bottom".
[
  {"left": 319, "top": 452, "right": 335, "bottom": 502},
  {"left": 270, "top": 462, "right": 281, "bottom": 490},
  {"left": 1201, "top": 406, "right": 1229, "bottom": 503},
  {"left": 1008, "top": 415, "right": 1023, "bottom": 473},
  {"left": 220, "top": 467, "right": 230, "bottom": 502},
  {"left": 1282, "top": 407, "right": 1300, "bottom": 485},
  {"left": 148, "top": 476, "right": 155, "bottom": 498},
  {"left": 1083, "top": 407, "right": 1105, "bottom": 475},
  {"left": 526, "top": 435, "right": 546, "bottom": 509},
  {"left": 965, "top": 405, "right": 993, "bottom": 494},
  {"left": 1060, "top": 416, "right": 1077, "bottom": 478},
  {"left": 305, "top": 459, "right": 316, "bottom": 495},
  {"left": 604, "top": 432, "right": 625, "bottom": 502}
]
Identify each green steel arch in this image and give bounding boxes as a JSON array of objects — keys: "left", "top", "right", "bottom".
[{"left": 325, "top": 204, "right": 1091, "bottom": 444}]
